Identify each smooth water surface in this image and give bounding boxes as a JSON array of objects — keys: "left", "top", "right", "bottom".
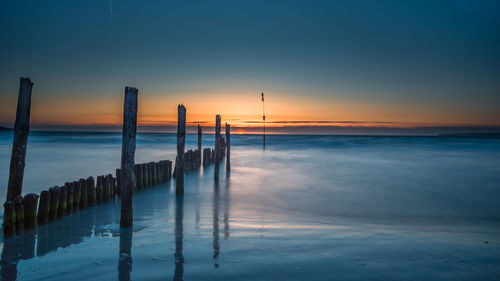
[{"left": 0, "top": 132, "right": 499, "bottom": 280}]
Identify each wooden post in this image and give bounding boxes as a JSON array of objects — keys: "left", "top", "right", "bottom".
[
  {"left": 57, "top": 185, "right": 67, "bottom": 217},
  {"left": 14, "top": 195, "right": 24, "bottom": 233},
  {"left": 141, "top": 163, "right": 148, "bottom": 187},
  {"left": 4, "top": 78, "right": 33, "bottom": 231},
  {"left": 120, "top": 87, "right": 138, "bottom": 228},
  {"left": 103, "top": 175, "right": 110, "bottom": 201},
  {"left": 23, "top": 193, "right": 38, "bottom": 229},
  {"left": 96, "top": 176, "right": 103, "bottom": 204},
  {"left": 3, "top": 201, "right": 16, "bottom": 236},
  {"left": 87, "top": 176, "right": 96, "bottom": 206},
  {"left": 198, "top": 124, "right": 202, "bottom": 150},
  {"left": 37, "top": 190, "right": 50, "bottom": 224},
  {"left": 48, "top": 186, "right": 60, "bottom": 220},
  {"left": 6, "top": 78, "right": 33, "bottom": 202},
  {"left": 176, "top": 105, "right": 186, "bottom": 195},
  {"left": 79, "top": 179, "right": 88, "bottom": 209},
  {"left": 107, "top": 174, "right": 115, "bottom": 199},
  {"left": 66, "top": 182, "right": 74, "bottom": 213},
  {"left": 214, "top": 115, "right": 221, "bottom": 180},
  {"left": 150, "top": 162, "right": 157, "bottom": 185},
  {"left": 73, "top": 181, "right": 81, "bottom": 210},
  {"left": 226, "top": 123, "right": 230, "bottom": 171},
  {"left": 116, "top": 168, "right": 123, "bottom": 193}
]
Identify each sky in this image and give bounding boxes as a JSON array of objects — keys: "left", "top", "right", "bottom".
[{"left": 0, "top": 0, "right": 499, "bottom": 134}]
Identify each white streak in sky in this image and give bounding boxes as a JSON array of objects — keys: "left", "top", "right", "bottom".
[{"left": 110, "top": 0, "right": 113, "bottom": 21}]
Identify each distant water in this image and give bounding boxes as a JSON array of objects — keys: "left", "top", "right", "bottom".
[{"left": 1, "top": 132, "right": 499, "bottom": 280}]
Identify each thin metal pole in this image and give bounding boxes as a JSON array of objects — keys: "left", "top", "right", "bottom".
[{"left": 262, "top": 92, "right": 265, "bottom": 150}]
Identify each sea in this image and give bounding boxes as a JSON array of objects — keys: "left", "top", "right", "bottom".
[{"left": 0, "top": 131, "right": 499, "bottom": 280}]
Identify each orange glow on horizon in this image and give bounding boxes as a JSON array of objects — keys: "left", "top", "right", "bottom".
[{"left": 1, "top": 88, "right": 499, "bottom": 129}]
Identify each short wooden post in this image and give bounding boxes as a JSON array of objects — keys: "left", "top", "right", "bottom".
[
  {"left": 107, "top": 174, "right": 116, "bottom": 199},
  {"left": 120, "top": 87, "right": 138, "bottom": 228},
  {"left": 96, "top": 176, "right": 103, "bottom": 204},
  {"left": 226, "top": 123, "right": 231, "bottom": 171},
  {"left": 3, "top": 201, "right": 16, "bottom": 236},
  {"left": 176, "top": 105, "right": 186, "bottom": 195},
  {"left": 103, "top": 175, "right": 111, "bottom": 201},
  {"left": 79, "top": 179, "right": 88, "bottom": 209},
  {"left": 141, "top": 163, "right": 147, "bottom": 187},
  {"left": 14, "top": 195, "right": 24, "bottom": 233},
  {"left": 23, "top": 193, "right": 38, "bottom": 229},
  {"left": 87, "top": 176, "right": 96, "bottom": 206},
  {"left": 37, "top": 190, "right": 50, "bottom": 224},
  {"left": 48, "top": 186, "right": 60, "bottom": 220},
  {"left": 58, "top": 185, "right": 67, "bottom": 217},
  {"left": 73, "top": 181, "right": 81, "bottom": 210},
  {"left": 151, "top": 162, "right": 157, "bottom": 185},
  {"left": 66, "top": 182, "right": 74, "bottom": 213}
]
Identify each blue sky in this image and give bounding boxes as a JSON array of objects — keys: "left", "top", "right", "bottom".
[{"left": 1, "top": 0, "right": 499, "bottom": 132}]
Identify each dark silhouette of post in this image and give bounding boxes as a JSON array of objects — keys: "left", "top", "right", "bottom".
[
  {"left": 176, "top": 105, "right": 186, "bottom": 195},
  {"left": 120, "top": 87, "right": 138, "bottom": 228},
  {"left": 198, "top": 124, "right": 202, "bottom": 152},
  {"left": 174, "top": 196, "right": 184, "bottom": 280},
  {"left": 225, "top": 123, "right": 230, "bottom": 171},
  {"left": 214, "top": 115, "right": 221, "bottom": 180},
  {"left": 6, "top": 78, "right": 33, "bottom": 203},
  {"left": 262, "top": 92, "right": 265, "bottom": 150},
  {"left": 212, "top": 181, "right": 220, "bottom": 267}
]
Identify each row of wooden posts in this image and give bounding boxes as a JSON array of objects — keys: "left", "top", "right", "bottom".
[
  {"left": 3, "top": 160, "right": 173, "bottom": 236},
  {"left": 3, "top": 78, "right": 231, "bottom": 237}
]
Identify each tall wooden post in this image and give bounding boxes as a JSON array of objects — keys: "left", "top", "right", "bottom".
[
  {"left": 120, "top": 87, "right": 138, "bottom": 228},
  {"left": 6, "top": 78, "right": 33, "bottom": 201},
  {"left": 198, "top": 124, "right": 202, "bottom": 151},
  {"left": 226, "top": 123, "right": 230, "bottom": 171},
  {"left": 214, "top": 115, "right": 221, "bottom": 180},
  {"left": 176, "top": 105, "right": 186, "bottom": 195}
]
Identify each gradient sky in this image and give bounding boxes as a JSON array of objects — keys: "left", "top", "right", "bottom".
[{"left": 1, "top": 0, "right": 499, "bottom": 133}]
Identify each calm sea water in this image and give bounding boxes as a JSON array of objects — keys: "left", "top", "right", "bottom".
[{"left": 0, "top": 131, "right": 499, "bottom": 280}]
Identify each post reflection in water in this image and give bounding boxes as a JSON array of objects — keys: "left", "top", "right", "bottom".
[
  {"left": 174, "top": 195, "right": 184, "bottom": 281},
  {"left": 224, "top": 171, "right": 230, "bottom": 240},
  {"left": 212, "top": 180, "right": 220, "bottom": 268},
  {"left": 0, "top": 231, "right": 36, "bottom": 281},
  {"left": 118, "top": 227, "right": 133, "bottom": 281}
]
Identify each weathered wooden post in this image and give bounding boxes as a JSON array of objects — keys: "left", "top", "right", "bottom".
[
  {"left": 3, "top": 201, "right": 16, "bottom": 236},
  {"left": 4, "top": 78, "right": 33, "bottom": 233},
  {"left": 79, "top": 179, "right": 88, "bottom": 209},
  {"left": 214, "top": 115, "right": 221, "bottom": 180},
  {"left": 197, "top": 124, "right": 202, "bottom": 167},
  {"left": 66, "top": 182, "right": 74, "bottom": 213},
  {"left": 48, "top": 186, "right": 60, "bottom": 220},
  {"left": 102, "top": 175, "right": 110, "bottom": 201},
  {"left": 37, "top": 190, "right": 50, "bottom": 224},
  {"left": 226, "top": 123, "right": 231, "bottom": 171},
  {"left": 150, "top": 162, "right": 157, "bottom": 185},
  {"left": 23, "top": 193, "right": 39, "bottom": 229},
  {"left": 6, "top": 78, "right": 33, "bottom": 201},
  {"left": 142, "top": 163, "right": 148, "bottom": 187},
  {"left": 73, "top": 181, "right": 81, "bottom": 210},
  {"left": 116, "top": 168, "right": 123, "bottom": 193},
  {"left": 58, "top": 185, "right": 67, "bottom": 217},
  {"left": 87, "top": 176, "right": 96, "bottom": 206},
  {"left": 120, "top": 87, "right": 138, "bottom": 228},
  {"left": 14, "top": 195, "right": 24, "bottom": 233},
  {"left": 176, "top": 105, "right": 186, "bottom": 195}
]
